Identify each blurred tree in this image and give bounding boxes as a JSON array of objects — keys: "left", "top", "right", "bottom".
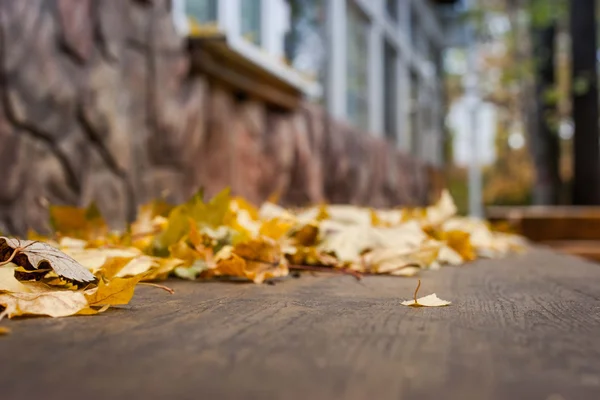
[
  {"left": 529, "top": 0, "right": 561, "bottom": 204},
  {"left": 451, "top": 0, "right": 577, "bottom": 206},
  {"left": 570, "top": 0, "right": 600, "bottom": 204}
]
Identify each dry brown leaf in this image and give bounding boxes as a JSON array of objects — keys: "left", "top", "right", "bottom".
[
  {"left": 0, "top": 326, "right": 10, "bottom": 335},
  {"left": 203, "top": 239, "right": 288, "bottom": 283},
  {"left": 0, "top": 237, "right": 95, "bottom": 283}
]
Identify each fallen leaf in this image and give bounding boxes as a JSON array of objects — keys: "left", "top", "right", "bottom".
[
  {"left": 115, "top": 256, "right": 156, "bottom": 278},
  {"left": 444, "top": 230, "right": 477, "bottom": 261},
  {"left": 0, "top": 266, "right": 31, "bottom": 293},
  {"left": 203, "top": 239, "right": 288, "bottom": 283},
  {"left": 95, "top": 257, "right": 136, "bottom": 279},
  {"left": 0, "top": 290, "right": 91, "bottom": 318},
  {"left": 259, "top": 218, "right": 294, "bottom": 241},
  {"left": 0, "top": 326, "right": 10, "bottom": 335},
  {"left": 173, "top": 261, "right": 210, "bottom": 280},
  {"left": 401, "top": 293, "right": 452, "bottom": 307},
  {"left": 156, "top": 189, "right": 232, "bottom": 252},
  {"left": 61, "top": 246, "right": 140, "bottom": 272},
  {"left": 424, "top": 189, "right": 457, "bottom": 227},
  {"left": 85, "top": 276, "right": 142, "bottom": 306},
  {"left": 401, "top": 279, "right": 451, "bottom": 307},
  {"left": 0, "top": 237, "right": 96, "bottom": 283}
]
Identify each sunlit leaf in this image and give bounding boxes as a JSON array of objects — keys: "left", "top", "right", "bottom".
[
  {"left": 85, "top": 276, "right": 143, "bottom": 306},
  {"left": 0, "top": 290, "right": 91, "bottom": 318},
  {"left": 0, "top": 237, "right": 96, "bottom": 283}
]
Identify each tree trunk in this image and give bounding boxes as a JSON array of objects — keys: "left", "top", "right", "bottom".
[
  {"left": 530, "top": 20, "right": 561, "bottom": 204},
  {"left": 570, "top": 0, "right": 600, "bottom": 205}
]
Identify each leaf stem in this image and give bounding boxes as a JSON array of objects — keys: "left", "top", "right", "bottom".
[
  {"left": 414, "top": 279, "right": 421, "bottom": 304},
  {"left": 0, "top": 246, "right": 22, "bottom": 267},
  {"left": 138, "top": 282, "right": 175, "bottom": 294},
  {"left": 288, "top": 264, "right": 363, "bottom": 281}
]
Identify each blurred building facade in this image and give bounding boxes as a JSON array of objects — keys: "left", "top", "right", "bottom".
[
  {"left": 0, "top": 0, "right": 453, "bottom": 233},
  {"left": 173, "top": 0, "right": 455, "bottom": 166}
]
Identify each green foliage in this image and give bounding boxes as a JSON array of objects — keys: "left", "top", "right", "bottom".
[
  {"left": 573, "top": 75, "right": 592, "bottom": 96},
  {"left": 528, "top": 0, "right": 567, "bottom": 28}
]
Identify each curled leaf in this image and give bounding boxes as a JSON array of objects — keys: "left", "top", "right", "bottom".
[{"left": 0, "top": 237, "right": 96, "bottom": 283}]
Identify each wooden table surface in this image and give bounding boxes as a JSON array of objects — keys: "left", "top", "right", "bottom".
[{"left": 2, "top": 248, "right": 600, "bottom": 400}]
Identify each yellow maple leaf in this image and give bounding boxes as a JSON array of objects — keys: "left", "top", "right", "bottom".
[
  {"left": 155, "top": 189, "right": 232, "bottom": 253},
  {"left": 84, "top": 276, "right": 142, "bottom": 306},
  {"left": 444, "top": 230, "right": 477, "bottom": 261},
  {"left": 95, "top": 257, "right": 136, "bottom": 280}
]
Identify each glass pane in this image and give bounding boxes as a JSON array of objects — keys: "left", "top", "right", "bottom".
[
  {"left": 410, "top": 70, "right": 420, "bottom": 155},
  {"left": 346, "top": 2, "right": 370, "bottom": 131},
  {"left": 384, "top": 41, "right": 397, "bottom": 142},
  {"left": 241, "top": 0, "right": 262, "bottom": 45},
  {"left": 386, "top": 0, "right": 398, "bottom": 21},
  {"left": 410, "top": 7, "right": 418, "bottom": 43},
  {"left": 186, "top": 0, "right": 218, "bottom": 25},
  {"left": 285, "top": 0, "right": 326, "bottom": 81}
]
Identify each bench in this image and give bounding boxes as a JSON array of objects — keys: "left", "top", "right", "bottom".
[{"left": 487, "top": 206, "right": 600, "bottom": 261}]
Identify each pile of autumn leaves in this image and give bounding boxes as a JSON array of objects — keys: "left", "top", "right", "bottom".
[{"left": 0, "top": 188, "right": 525, "bottom": 326}]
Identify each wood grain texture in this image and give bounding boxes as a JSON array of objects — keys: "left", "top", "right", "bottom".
[{"left": 2, "top": 248, "right": 600, "bottom": 400}]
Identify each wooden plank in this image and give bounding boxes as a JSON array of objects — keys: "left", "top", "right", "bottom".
[
  {"left": 486, "top": 206, "right": 600, "bottom": 241},
  {"left": 2, "top": 249, "right": 600, "bottom": 399},
  {"left": 541, "top": 240, "right": 600, "bottom": 261},
  {"left": 487, "top": 205, "right": 600, "bottom": 218}
]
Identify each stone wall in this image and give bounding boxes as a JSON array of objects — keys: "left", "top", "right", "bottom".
[{"left": 0, "top": 0, "right": 439, "bottom": 235}]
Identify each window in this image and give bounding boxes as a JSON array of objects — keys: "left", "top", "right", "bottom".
[
  {"left": 241, "top": 0, "right": 263, "bottom": 45},
  {"left": 185, "top": 0, "right": 217, "bottom": 26},
  {"left": 410, "top": 70, "right": 420, "bottom": 155},
  {"left": 383, "top": 40, "right": 397, "bottom": 142},
  {"left": 346, "top": 2, "right": 370, "bottom": 130},
  {"left": 386, "top": 0, "right": 398, "bottom": 22},
  {"left": 409, "top": 6, "right": 419, "bottom": 44}
]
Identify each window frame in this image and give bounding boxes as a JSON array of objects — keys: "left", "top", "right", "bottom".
[{"left": 173, "top": 0, "right": 321, "bottom": 98}]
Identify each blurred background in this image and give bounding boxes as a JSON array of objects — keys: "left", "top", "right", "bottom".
[
  {"left": 176, "top": 0, "right": 600, "bottom": 214},
  {"left": 0, "top": 0, "right": 598, "bottom": 245}
]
